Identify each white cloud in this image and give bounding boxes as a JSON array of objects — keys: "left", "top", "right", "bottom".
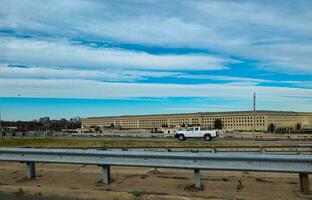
[
  {"left": 0, "top": 79, "right": 311, "bottom": 105},
  {"left": 176, "top": 74, "right": 272, "bottom": 83},
  {"left": 0, "top": 65, "right": 182, "bottom": 82},
  {"left": 251, "top": 42, "right": 312, "bottom": 74},
  {"left": 1, "top": 0, "right": 311, "bottom": 73},
  {"left": 0, "top": 37, "right": 230, "bottom": 71},
  {"left": 0, "top": 0, "right": 311, "bottom": 116},
  {"left": 280, "top": 81, "right": 312, "bottom": 89},
  {"left": 0, "top": 65, "right": 277, "bottom": 85}
]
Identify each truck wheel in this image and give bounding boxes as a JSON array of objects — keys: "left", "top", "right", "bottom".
[
  {"left": 204, "top": 134, "right": 212, "bottom": 141},
  {"left": 178, "top": 134, "right": 185, "bottom": 141}
]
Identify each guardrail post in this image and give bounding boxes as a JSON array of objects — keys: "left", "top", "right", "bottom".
[
  {"left": 102, "top": 165, "right": 111, "bottom": 184},
  {"left": 261, "top": 147, "right": 266, "bottom": 154},
  {"left": 299, "top": 173, "right": 310, "bottom": 194},
  {"left": 26, "top": 162, "right": 35, "bottom": 179},
  {"left": 193, "top": 169, "right": 201, "bottom": 189}
]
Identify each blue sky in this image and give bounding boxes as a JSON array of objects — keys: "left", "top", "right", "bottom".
[{"left": 0, "top": 0, "right": 312, "bottom": 120}]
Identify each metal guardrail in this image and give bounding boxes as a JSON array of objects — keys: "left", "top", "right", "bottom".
[
  {"left": 99, "top": 145, "right": 312, "bottom": 155},
  {"left": 222, "top": 133, "right": 312, "bottom": 140},
  {"left": 0, "top": 148, "right": 311, "bottom": 194},
  {"left": 32, "top": 145, "right": 312, "bottom": 155}
]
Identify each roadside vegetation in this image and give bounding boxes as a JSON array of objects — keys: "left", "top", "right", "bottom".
[
  {"left": 0, "top": 137, "right": 285, "bottom": 148},
  {"left": 0, "top": 137, "right": 221, "bottom": 148}
]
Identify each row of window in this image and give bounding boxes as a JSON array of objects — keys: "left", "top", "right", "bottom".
[
  {"left": 85, "top": 116, "right": 268, "bottom": 127},
  {"left": 87, "top": 116, "right": 266, "bottom": 124}
]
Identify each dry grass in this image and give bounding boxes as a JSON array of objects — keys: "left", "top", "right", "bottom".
[
  {"left": 0, "top": 137, "right": 226, "bottom": 148},
  {"left": 0, "top": 137, "right": 286, "bottom": 148}
]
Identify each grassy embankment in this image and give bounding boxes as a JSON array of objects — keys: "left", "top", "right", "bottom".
[
  {"left": 0, "top": 137, "right": 286, "bottom": 148},
  {"left": 0, "top": 137, "right": 223, "bottom": 148}
]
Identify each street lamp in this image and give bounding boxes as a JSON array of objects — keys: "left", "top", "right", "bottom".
[{"left": 0, "top": 106, "right": 2, "bottom": 137}]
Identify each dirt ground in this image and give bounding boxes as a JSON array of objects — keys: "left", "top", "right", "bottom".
[{"left": 0, "top": 162, "right": 311, "bottom": 200}]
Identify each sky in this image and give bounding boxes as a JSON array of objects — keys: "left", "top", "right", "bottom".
[{"left": 0, "top": 0, "right": 312, "bottom": 120}]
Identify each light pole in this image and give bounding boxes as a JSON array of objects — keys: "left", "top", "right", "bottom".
[
  {"left": 253, "top": 92, "right": 256, "bottom": 134},
  {"left": 0, "top": 105, "right": 2, "bottom": 137}
]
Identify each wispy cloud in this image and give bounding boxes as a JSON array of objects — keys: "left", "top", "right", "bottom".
[
  {"left": 0, "top": 65, "right": 182, "bottom": 82},
  {"left": 1, "top": 78, "right": 311, "bottom": 103},
  {"left": 0, "top": 36, "right": 230, "bottom": 71},
  {"left": 0, "top": 64, "right": 275, "bottom": 84},
  {"left": 0, "top": 0, "right": 311, "bottom": 115},
  {"left": 1, "top": 0, "right": 311, "bottom": 74},
  {"left": 280, "top": 81, "right": 312, "bottom": 89},
  {"left": 176, "top": 74, "right": 273, "bottom": 83}
]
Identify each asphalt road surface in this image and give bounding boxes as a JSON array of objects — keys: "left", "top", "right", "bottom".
[{"left": 0, "top": 193, "right": 72, "bottom": 200}]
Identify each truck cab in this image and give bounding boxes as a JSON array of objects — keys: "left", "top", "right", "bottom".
[{"left": 174, "top": 126, "right": 220, "bottom": 141}]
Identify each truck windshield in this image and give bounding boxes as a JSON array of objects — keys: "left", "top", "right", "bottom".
[{"left": 187, "top": 127, "right": 194, "bottom": 131}]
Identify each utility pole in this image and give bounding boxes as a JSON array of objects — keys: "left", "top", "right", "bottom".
[
  {"left": 0, "top": 106, "right": 2, "bottom": 137},
  {"left": 253, "top": 92, "right": 256, "bottom": 134}
]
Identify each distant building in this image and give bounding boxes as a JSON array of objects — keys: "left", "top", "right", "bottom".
[
  {"left": 82, "top": 110, "right": 312, "bottom": 132},
  {"left": 39, "top": 117, "right": 50, "bottom": 124}
]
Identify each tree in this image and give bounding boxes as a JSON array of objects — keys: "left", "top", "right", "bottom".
[
  {"left": 296, "top": 123, "right": 301, "bottom": 130},
  {"left": 94, "top": 126, "right": 101, "bottom": 132},
  {"left": 1, "top": 117, "right": 81, "bottom": 132},
  {"left": 214, "top": 118, "right": 223, "bottom": 129},
  {"left": 268, "top": 123, "right": 276, "bottom": 133}
]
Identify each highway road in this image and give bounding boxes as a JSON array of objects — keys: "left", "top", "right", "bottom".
[{"left": 0, "top": 193, "right": 66, "bottom": 200}]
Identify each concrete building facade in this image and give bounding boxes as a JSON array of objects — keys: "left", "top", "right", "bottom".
[{"left": 82, "top": 111, "right": 312, "bottom": 132}]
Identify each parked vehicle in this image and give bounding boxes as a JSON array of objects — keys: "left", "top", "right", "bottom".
[{"left": 174, "top": 126, "right": 220, "bottom": 141}]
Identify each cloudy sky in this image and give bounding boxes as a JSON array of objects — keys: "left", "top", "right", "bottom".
[{"left": 0, "top": 0, "right": 312, "bottom": 120}]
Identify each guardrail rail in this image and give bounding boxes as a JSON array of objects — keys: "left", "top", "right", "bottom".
[
  {"left": 96, "top": 145, "right": 312, "bottom": 155},
  {"left": 0, "top": 148, "right": 311, "bottom": 194}
]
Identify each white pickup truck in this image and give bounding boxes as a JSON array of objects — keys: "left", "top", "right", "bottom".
[{"left": 174, "top": 126, "right": 220, "bottom": 141}]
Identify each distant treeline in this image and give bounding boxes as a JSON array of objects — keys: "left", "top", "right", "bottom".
[{"left": 0, "top": 117, "right": 81, "bottom": 132}]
